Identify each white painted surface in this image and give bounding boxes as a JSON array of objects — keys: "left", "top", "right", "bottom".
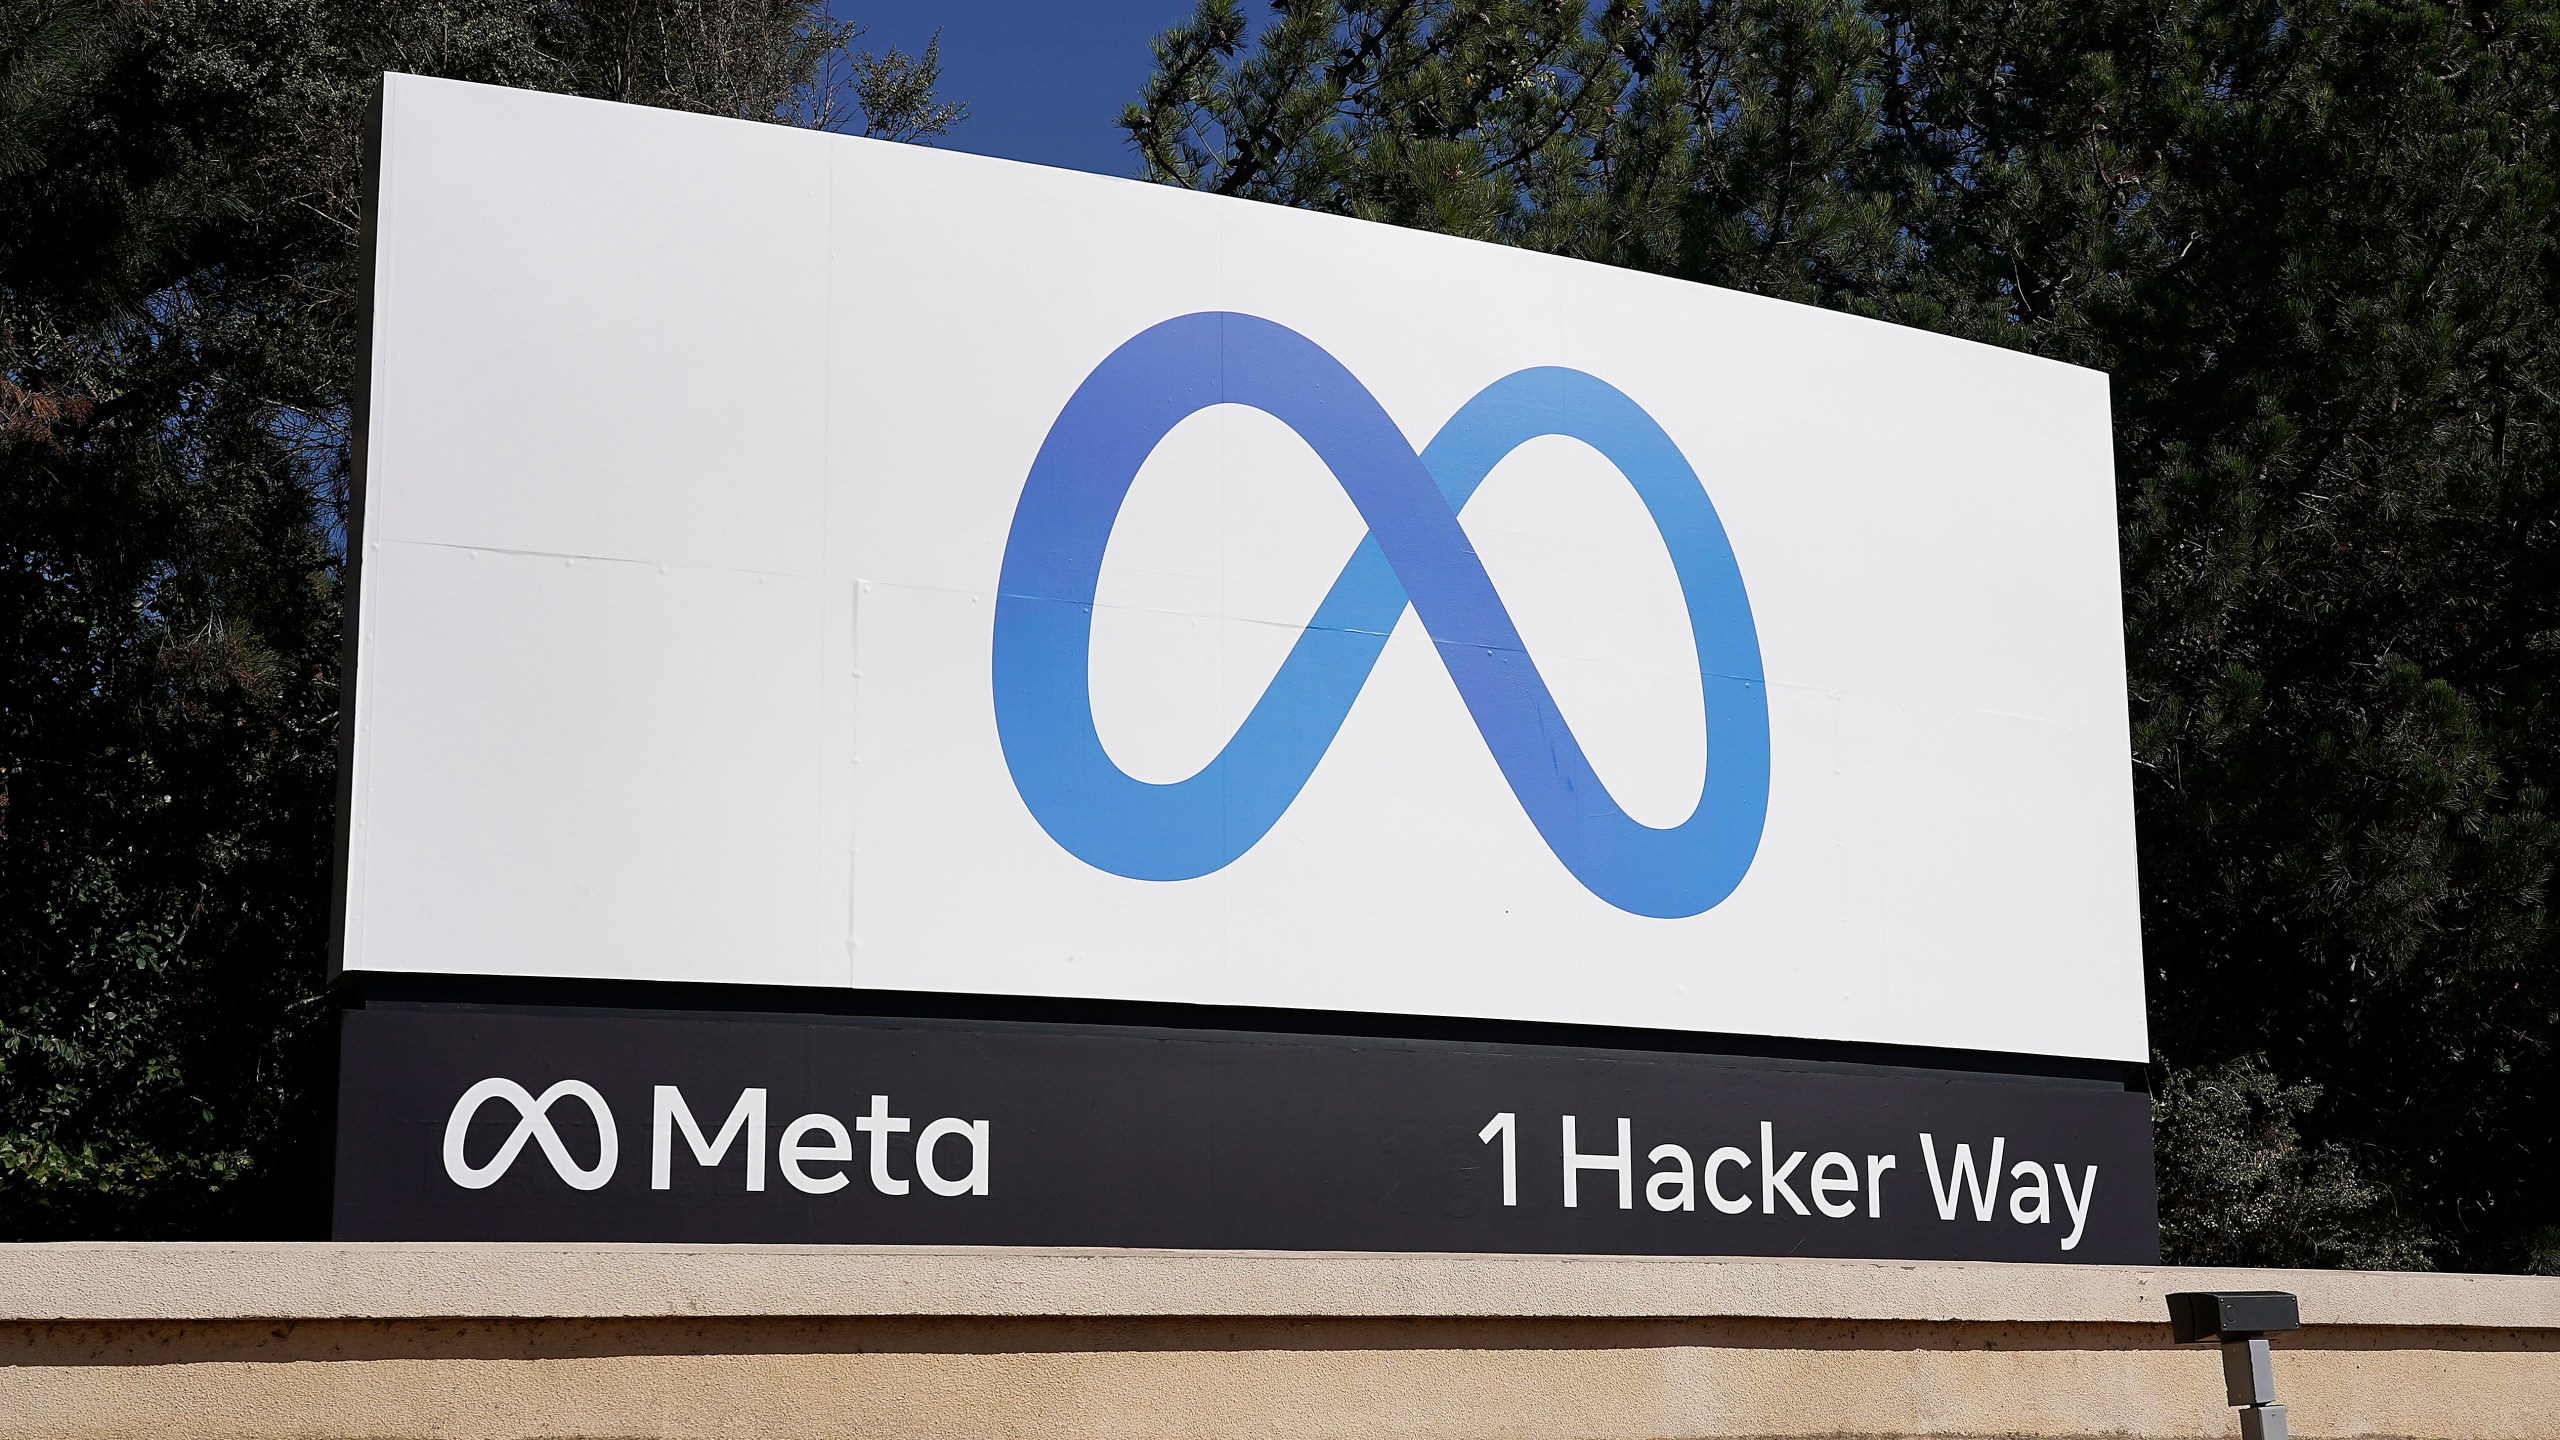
[{"left": 346, "top": 75, "right": 2145, "bottom": 1061}]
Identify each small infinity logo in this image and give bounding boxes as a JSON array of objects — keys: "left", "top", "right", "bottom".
[
  {"left": 442, "top": 1077, "right": 619, "bottom": 1190},
  {"left": 993, "top": 313, "right": 1769, "bottom": 919}
]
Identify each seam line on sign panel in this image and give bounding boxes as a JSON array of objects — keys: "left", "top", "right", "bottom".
[
  {"left": 397, "top": 539, "right": 798, "bottom": 579},
  {"left": 863, "top": 577, "right": 1009, "bottom": 602},
  {"left": 998, "top": 577, "right": 1408, "bottom": 637},
  {"left": 1962, "top": 706, "right": 2070, "bottom": 727}
]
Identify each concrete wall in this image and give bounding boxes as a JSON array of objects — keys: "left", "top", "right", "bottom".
[{"left": 3, "top": 1244, "right": 2555, "bottom": 1439}]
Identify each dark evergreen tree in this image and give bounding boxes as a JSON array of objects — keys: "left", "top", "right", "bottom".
[
  {"left": 0, "top": 0, "right": 960, "bottom": 1239},
  {"left": 1127, "top": 0, "right": 2560, "bottom": 1270}
]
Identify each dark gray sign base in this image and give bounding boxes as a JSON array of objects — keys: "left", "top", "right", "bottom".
[{"left": 334, "top": 998, "right": 2159, "bottom": 1263}]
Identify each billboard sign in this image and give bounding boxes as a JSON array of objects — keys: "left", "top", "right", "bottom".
[
  {"left": 343, "top": 74, "right": 2143, "bottom": 1064},
  {"left": 337, "top": 76, "right": 2156, "bottom": 1260}
]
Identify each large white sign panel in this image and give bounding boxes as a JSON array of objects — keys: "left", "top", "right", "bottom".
[{"left": 343, "top": 75, "right": 2147, "bottom": 1063}]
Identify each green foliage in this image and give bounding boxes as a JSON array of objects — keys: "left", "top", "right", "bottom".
[
  {"left": 0, "top": 0, "right": 955, "bottom": 1239},
  {"left": 1129, "top": 0, "right": 2560, "bottom": 1270},
  {"left": 2153, "top": 1054, "right": 2430, "bottom": 1270},
  {"left": 844, "top": 29, "right": 966, "bottom": 142}
]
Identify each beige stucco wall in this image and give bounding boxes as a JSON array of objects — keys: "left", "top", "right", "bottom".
[{"left": 3, "top": 1244, "right": 2554, "bottom": 1439}]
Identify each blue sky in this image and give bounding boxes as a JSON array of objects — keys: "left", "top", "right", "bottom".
[{"left": 841, "top": 3, "right": 1262, "bottom": 177}]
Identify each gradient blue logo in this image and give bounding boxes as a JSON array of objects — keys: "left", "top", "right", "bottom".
[{"left": 991, "top": 313, "right": 1768, "bottom": 919}]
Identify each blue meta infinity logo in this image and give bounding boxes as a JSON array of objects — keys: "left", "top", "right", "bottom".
[{"left": 990, "top": 312, "right": 1769, "bottom": 919}]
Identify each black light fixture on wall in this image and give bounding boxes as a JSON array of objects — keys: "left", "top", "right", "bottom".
[{"left": 2168, "top": 1290, "right": 2301, "bottom": 1440}]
